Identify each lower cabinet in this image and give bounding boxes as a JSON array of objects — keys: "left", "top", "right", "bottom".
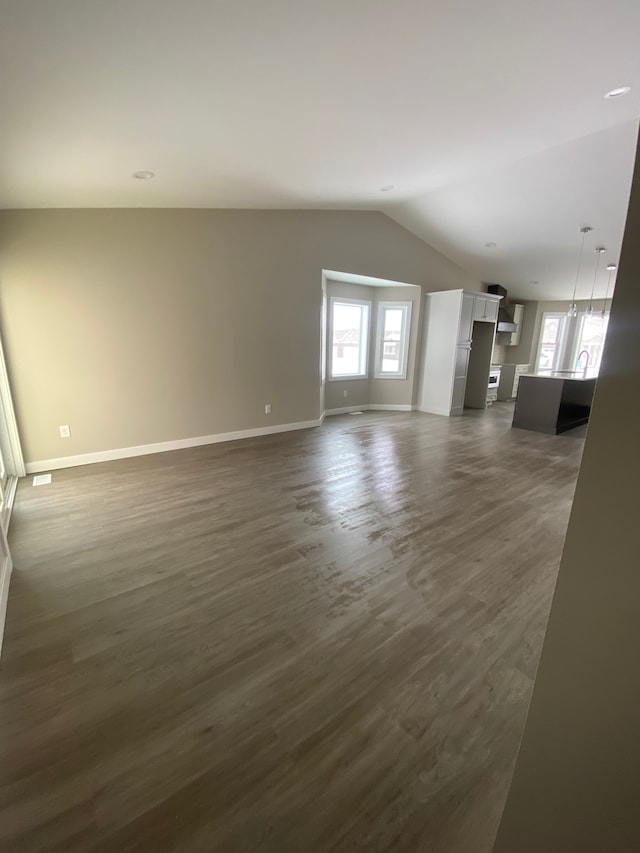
[{"left": 497, "top": 364, "right": 530, "bottom": 401}]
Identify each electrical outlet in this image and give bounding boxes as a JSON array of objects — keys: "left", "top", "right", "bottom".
[
  {"left": 59, "top": 424, "right": 71, "bottom": 438},
  {"left": 264, "top": 404, "right": 272, "bottom": 414},
  {"left": 343, "top": 390, "right": 348, "bottom": 398}
]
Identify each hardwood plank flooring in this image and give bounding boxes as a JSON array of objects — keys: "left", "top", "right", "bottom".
[{"left": 0, "top": 405, "right": 585, "bottom": 852}]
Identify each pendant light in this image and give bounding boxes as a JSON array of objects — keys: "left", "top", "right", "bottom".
[
  {"left": 568, "top": 226, "right": 593, "bottom": 317},
  {"left": 586, "top": 247, "right": 606, "bottom": 316},
  {"left": 601, "top": 263, "right": 616, "bottom": 318}
]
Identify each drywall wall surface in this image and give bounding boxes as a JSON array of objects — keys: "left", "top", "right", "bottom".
[
  {"left": 493, "top": 133, "right": 640, "bottom": 853},
  {"left": 369, "top": 285, "right": 421, "bottom": 408},
  {"left": 0, "top": 209, "right": 477, "bottom": 462}
]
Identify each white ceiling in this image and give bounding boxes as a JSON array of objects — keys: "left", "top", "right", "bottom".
[
  {"left": 324, "top": 270, "right": 420, "bottom": 289},
  {"left": 1, "top": 0, "right": 639, "bottom": 300}
]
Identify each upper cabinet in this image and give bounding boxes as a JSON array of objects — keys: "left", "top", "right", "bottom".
[{"left": 473, "top": 296, "right": 500, "bottom": 323}]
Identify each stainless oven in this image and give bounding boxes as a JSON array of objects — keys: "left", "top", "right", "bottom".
[{"left": 487, "top": 366, "right": 501, "bottom": 404}]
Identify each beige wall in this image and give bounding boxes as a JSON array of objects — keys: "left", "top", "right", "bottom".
[
  {"left": 493, "top": 134, "right": 640, "bottom": 851},
  {"left": 0, "top": 209, "right": 477, "bottom": 464}
]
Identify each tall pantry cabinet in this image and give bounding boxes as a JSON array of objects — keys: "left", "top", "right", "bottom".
[{"left": 417, "top": 289, "right": 500, "bottom": 416}]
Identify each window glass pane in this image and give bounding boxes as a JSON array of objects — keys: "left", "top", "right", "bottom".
[
  {"left": 575, "top": 313, "right": 609, "bottom": 377},
  {"left": 381, "top": 308, "right": 403, "bottom": 372},
  {"left": 331, "top": 302, "right": 366, "bottom": 376},
  {"left": 383, "top": 309, "right": 403, "bottom": 339},
  {"left": 538, "top": 345, "right": 556, "bottom": 371},
  {"left": 542, "top": 317, "right": 560, "bottom": 344}
]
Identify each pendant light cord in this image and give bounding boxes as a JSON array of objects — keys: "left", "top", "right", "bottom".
[
  {"left": 570, "top": 226, "right": 592, "bottom": 311},
  {"left": 588, "top": 248, "right": 606, "bottom": 314}
]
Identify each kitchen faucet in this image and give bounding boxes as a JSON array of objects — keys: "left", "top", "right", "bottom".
[{"left": 577, "top": 349, "right": 589, "bottom": 377}]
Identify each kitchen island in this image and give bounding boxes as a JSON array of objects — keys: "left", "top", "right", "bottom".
[{"left": 512, "top": 373, "right": 596, "bottom": 435}]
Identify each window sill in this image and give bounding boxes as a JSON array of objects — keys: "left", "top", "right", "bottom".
[
  {"left": 373, "top": 373, "right": 407, "bottom": 380},
  {"left": 328, "top": 375, "right": 369, "bottom": 381}
]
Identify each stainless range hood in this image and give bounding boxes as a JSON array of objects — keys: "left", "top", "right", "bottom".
[{"left": 486, "top": 284, "right": 518, "bottom": 333}]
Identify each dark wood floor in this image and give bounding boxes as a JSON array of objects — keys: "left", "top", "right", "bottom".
[{"left": 0, "top": 405, "right": 585, "bottom": 852}]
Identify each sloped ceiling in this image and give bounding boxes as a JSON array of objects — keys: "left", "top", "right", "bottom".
[
  {"left": 388, "top": 121, "right": 639, "bottom": 301},
  {"left": 1, "top": 0, "right": 639, "bottom": 299}
]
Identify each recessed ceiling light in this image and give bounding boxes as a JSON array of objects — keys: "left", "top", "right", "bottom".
[
  {"left": 484, "top": 242, "right": 497, "bottom": 248},
  {"left": 132, "top": 170, "right": 155, "bottom": 180},
  {"left": 379, "top": 185, "right": 394, "bottom": 192},
  {"left": 606, "top": 264, "right": 617, "bottom": 271},
  {"left": 604, "top": 86, "right": 631, "bottom": 99}
]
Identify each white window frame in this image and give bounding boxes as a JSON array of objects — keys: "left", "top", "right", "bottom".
[
  {"left": 329, "top": 297, "right": 371, "bottom": 380},
  {"left": 535, "top": 312, "right": 569, "bottom": 373},
  {"left": 321, "top": 289, "right": 327, "bottom": 384},
  {"left": 571, "top": 311, "right": 610, "bottom": 378},
  {"left": 374, "top": 301, "right": 412, "bottom": 379}
]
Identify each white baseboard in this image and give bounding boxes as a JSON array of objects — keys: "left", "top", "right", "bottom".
[
  {"left": 325, "top": 404, "right": 415, "bottom": 416},
  {"left": 370, "top": 404, "right": 415, "bottom": 412},
  {"left": 25, "top": 407, "right": 417, "bottom": 474},
  {"left": 0, "top": 553, "right": 12, "bottom": 656},
  {"left": 325, "top": 405, "right": 368, "bottom": 416},
  {"left": 1, "top": 476, "right": 18, "bottom": 533},
  {"left": 416, "top": 406, "right": 451, "bottom": 417},
  {"left": 25, "top": 418, "right": 322, "bottom": 474}
]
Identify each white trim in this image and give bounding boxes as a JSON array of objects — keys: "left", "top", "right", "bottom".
[
  {"left": 25, "top": 418, "right": 322, "bottom": 474},
  {"left": 1, "top": 476, "right": 18, "bottom": 533},
  {"left": 416, "top": 405, "right": 453, "bottom": 417},
  {"left": 325, "top": 404, "right": 414, "bottom": 416},
  {"left": 374, "top": 301, "right": 413, "bottom": 379},
  {"left": 0, "top": 547, "right": 12, "bottom": 657},
  {"left": 0, "top": 334, "right": 25, "bottom": 478},
  {"left": 325, "top": 405, "right": 368, "bottom": 416},
  {"left": 370, "top": 404, "right": 414, "bottom": 411}
]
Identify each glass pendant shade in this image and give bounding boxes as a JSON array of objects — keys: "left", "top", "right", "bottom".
[
  {"left": 587, "top": 247, "right": 606, "bottom": 317},
  {"left": 568, "top": 226, "right": 593, "bottom": 317},
  {"left": 602, "top": 264, "right": 616, "bottom": 317}
]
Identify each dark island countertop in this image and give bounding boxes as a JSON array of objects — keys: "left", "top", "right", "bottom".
[
  {"left": 512, "top": 373, "right": 596, "bottom": 435},
  {"left": 521, "top": 371, "right": 594, "bottom": 381}
]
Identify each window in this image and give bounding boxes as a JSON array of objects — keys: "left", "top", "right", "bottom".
[
  {"left": 374, "top": 301, "right": 412, "bottom": 378},
  {"left": 536, "top": 313, "right": 568, "bottom": 373},
  {"left": 572, "top": 312, "right": 609, "bottom": 378},
  {"left": 329, "top": 298, "right": 371, "bottom": 379}
]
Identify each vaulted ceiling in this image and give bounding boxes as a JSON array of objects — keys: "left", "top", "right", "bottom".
[{"left": 1, "top": 0, "right": 639, "bottom": 300}]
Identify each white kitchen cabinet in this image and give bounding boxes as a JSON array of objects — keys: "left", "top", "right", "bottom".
[
  {"left": 417, "top": 290, "right": 500, "bottom": 416},
  {"left": 497, "top": 363, "right": 530, "bottom": 400},
  {"left": 473, "top": 296, "right": 500, "bottom": 323}
]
